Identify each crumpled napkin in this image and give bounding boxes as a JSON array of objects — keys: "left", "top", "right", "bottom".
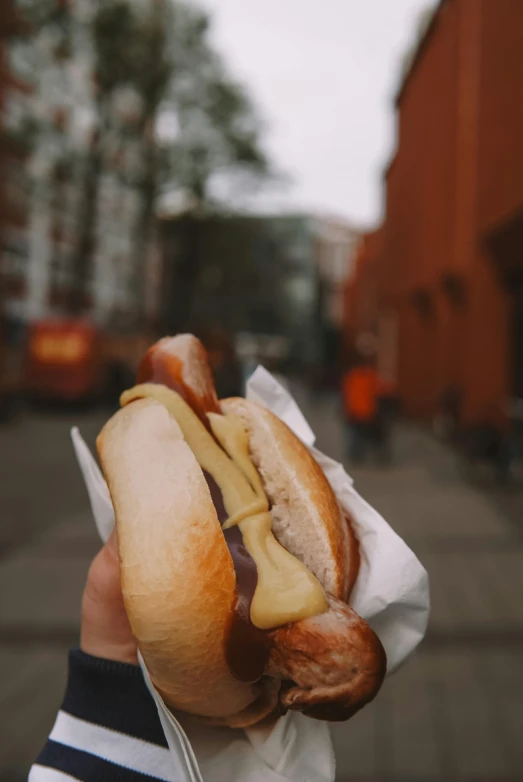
[{"left": 71, "top": 367, "right": 429, "bottom": 782}]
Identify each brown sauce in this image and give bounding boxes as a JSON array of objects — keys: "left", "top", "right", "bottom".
[
  {"left": 202, "top": 470, "right": 229, "bottom": 524},
  {"left": 135, "top": 348, "right": 269, "bottom": 684},
  {"left": 203, "top": 471, "right": 270, "bottom": 683}
]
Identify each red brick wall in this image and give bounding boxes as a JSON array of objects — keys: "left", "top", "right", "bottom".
[
  {"left": 383, "top": 1, "right": 461, "bottom": 415},
  {"left": 387, "top": 0, "right": 459, "bottom": 296},
  {"left": 459, "top": 0, "right": 523, "bottom": 421},
  {"left": 397, "top": 300, "right": 441, "bottom": 417},
  {"left": 343, "top": 230, "right": 382, "bottom": 345},
  {"left": 478, "top": 0, "right": 523, "bottom": 234},
  {"left": 461, "top": 254, "right": 509, "bottom": 421},
  {"left": 351, "top": 0, "right": 523, "bottom": 422}
]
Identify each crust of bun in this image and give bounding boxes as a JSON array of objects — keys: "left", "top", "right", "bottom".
[
  {"left": 220, "top": 397, "right": 358, "bottom": 601},
  {"left": 97, "top": 397, "right": 277, "bottom": 722}
]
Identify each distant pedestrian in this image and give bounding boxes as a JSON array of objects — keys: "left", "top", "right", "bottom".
[
  {"left": 375, "top": 376, "right": 397, "bottom": 465},
  {"left": 434, "top": 386, "right": 462, "bottom": 441},
  {"left": 342, "top": 355, "right": 379, "bottom": 465},
  {"left": 496, "top": 397, "right": 523, "bottom": 484}
]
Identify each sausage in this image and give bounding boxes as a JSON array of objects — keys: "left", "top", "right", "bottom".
[{"left": 267, "top": 596, "right": 386, "bottom": 721}]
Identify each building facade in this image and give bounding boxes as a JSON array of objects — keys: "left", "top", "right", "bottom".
[
  {"left": 346, "top": 0, "right": 523, "bottom": 424},
  {"left": 312, "top": 217, "right": 360, "bottom": 380},
  {"left": 1, "top": 0, "right": 153, "bottom": 330},
  {"left": 0, "top": 1, "right": 33, "bottom": 319},
  {"left": 159, "top": 213, "right": 317, "bottom": 365},
  {"left": 159, "top": 213, "right": 359, "bottom": 371}
]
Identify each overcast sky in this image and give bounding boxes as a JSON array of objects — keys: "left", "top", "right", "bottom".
[{"left": 195, "top": 0, "right": 436, "bottom": 227}]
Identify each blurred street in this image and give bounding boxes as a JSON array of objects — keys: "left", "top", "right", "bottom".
[
  {"left": 1, "top": 0, "right": 523, "bottom": 779},
  {"left": 1, "top": 390, "right": 523, "bottom": 781}
]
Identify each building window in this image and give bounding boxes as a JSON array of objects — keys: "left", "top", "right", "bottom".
[{"left": 1, "top": 226, "right": 29, "bottom": 278}]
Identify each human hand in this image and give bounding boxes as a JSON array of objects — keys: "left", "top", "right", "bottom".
[{"left": 81, "top": 530, "right": 138, "bottom": 665}]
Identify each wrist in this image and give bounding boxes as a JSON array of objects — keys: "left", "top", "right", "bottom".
[
  {"left": 80, "top": 633, "right": 138, "bottom": 665},
  {"left": 60, "top": 648, "right": 166, "bottom": 746}
]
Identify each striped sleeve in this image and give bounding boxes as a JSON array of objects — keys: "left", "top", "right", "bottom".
[{"left": 29, "top": 648, "right": 178, "bottom": 782}]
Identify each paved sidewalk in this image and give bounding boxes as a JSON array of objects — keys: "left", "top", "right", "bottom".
[
  {"left": 1, "top": 397, "right": 523, "bottom": 780},
  {"left": 298, "top": 390, "right": 523, "bottom": 782}
]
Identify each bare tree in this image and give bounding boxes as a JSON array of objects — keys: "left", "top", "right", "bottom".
[{"left": 78, "top": 0, "right": 269, "bottom": 323}]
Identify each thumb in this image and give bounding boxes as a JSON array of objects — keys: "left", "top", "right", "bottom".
[
  {"left": 106, "top": 527, "right": 119, "bottom": 557},
  {"left": 81, "top": 526, "right": 137, "bottom": 664}
]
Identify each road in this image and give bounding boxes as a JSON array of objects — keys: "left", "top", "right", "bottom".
[{"left": 1, "top": 395, "right": 523, "bottom": 781}]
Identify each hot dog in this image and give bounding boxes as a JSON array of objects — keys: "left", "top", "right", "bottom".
[{"left": 97, "top": 334, "right": 386, "bottom": 727}]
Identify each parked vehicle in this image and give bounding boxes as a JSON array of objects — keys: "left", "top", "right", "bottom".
[{"left": 24, "top": 318, "right": 149, "bottom": 405}]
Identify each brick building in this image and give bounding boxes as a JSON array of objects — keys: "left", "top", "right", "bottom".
[
  {"left": 314, "top": 217, "right": 360, "bottom": 379},
  {"left": 0, "top": 1, "right": 32, "bottom": 316},
  {"left": 344, "top": 230, "right": 383, "bottom": 347},
  {"left": 1, "top": 1, "right": 158, "bottom": 330},
  {"left": 346, "top": 0, "right": 523, "bottom": 424}
]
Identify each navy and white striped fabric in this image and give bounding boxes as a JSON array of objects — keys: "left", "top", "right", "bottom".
[{"left": 30, "top": 649, "right": 177, "bottom": 782}]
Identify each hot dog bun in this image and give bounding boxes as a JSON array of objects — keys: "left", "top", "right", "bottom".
[
  {"left": 97, "top": 397, "right": 278, "bottom": 723},
  {"left": 220, "top": 397, "right": 359, "bottom": 601},
  {"left": 97, "top": 335, "right": 385, "bottom": 726},
  {"left": 142, "top": 334, "right": 359, "bottom": 600}
]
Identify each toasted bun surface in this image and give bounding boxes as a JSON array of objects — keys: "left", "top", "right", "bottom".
[
  {"left": 221, "top": 398, "right": 358, "bottom": 600},
  {"left": 97, "top": 335, "right": 380, "bottom": 726},
  {"left": 97, "top": 397, "right": 276, "bottom": 722}
]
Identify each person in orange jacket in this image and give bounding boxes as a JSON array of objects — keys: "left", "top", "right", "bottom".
[{"left": 342, "top": 354, "right": 380, "bottom": 464}]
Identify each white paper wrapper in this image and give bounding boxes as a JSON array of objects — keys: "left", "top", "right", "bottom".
[{"left": 71, "top": 367, "right": 429, "bottom": 782}]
